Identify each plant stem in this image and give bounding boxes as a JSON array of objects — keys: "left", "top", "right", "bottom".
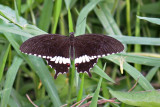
[
  {"left": 67, "top": 8, "right": 74, "bottom": 106},
  {"left": 77, "top": 74, "right": 84, "bottom": 102},
  {"left": 134, "top": 1, "right": 141, "bottom": 71}
]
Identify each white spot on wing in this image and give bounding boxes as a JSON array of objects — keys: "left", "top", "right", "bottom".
[
  {"left": 75, "top": 58, "right": 77, "bottom": 64},
  {"left": 62, "top": 57, "right": 66, "bottom": 64},
  {"left": 51, "top": 56, "right": 57, "bottom": 61},
  {"left": 47, "top": 56, "right": 50, "bottom": 59},
  {"left": 84, "top": 71, "right": 88, "bottom": 74},
  {"left": 43, "top": 56, "right": 46, "bottom": 58},
  {"left": 67, "top": 58, "right": 70, "bottom": 63},
  {"left": 79, "top": 57, "right": 82, "bottom": 63},
  {"left": 82, "top": 56, "right": 86, "bottom": 63},
  {"left": 97, "top": 55, "right": 101, "bottom": 58},
  {"left": 55, "top": 56, "right": 60, "bottom": 63},
  {"left": 85, "top": 55, "right": 90, "bottom": 62},
  {"left": 89, "top": 56, "right": 94, "bottom": 60},
  {"left": 49, "top": 65, "right": 52, "bottom": 68},
  {"left": 102, "top": 54, "right": 105, "bottom": 57},
  {"left": 59, "top": 57, "right": 63, "bottom": 64}
]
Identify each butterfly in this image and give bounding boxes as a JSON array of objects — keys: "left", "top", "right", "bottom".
[{"left": 20, "top": 33, "right": 124, "bottom": 79}]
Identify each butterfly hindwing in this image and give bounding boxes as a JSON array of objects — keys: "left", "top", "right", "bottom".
[
  {"left": 76, "top": 58, "right": 98, "bottom": 77},
  {"left": 45, "top": 59, "right": 70, "bottom": 79}
]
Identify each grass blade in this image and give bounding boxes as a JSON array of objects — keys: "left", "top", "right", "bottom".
[
  {"left": 94, "top": 1, "right": 122, "bottom": 35},
  {"left": 109, "top": 90, "right": 160, "bottom": 107},
  {"left": 77, "top": 74, "right": 84, "bottom": 102},
  {"left": 134, "top": 2, "right": 141, "bottom": 71},
  {"left": 67, "top": 7, "right": 75, "bottom": 106},
  {"left": 75, "top": 0, "right": 101, "bottom": 35},
  {"left": 89, "top": 77, "right": 102, "bottom": 107},
  {"left": 146, "top": 66, "right": 159, "bottom": 81},
  {"left": 0, "top": 43, "right": 10, "bottom": 82},
  {"left": 1, "top": 56, "right": 23, "bottom": 107},
  {"left": 52, "top": 0, "right": 62, "bottom": 34},
  {"left": 38, "top": 0, "right": 53, "bottom": 31},
  {"left": 93, "top": 65, "right": 115, "bottom": 83},
  {"left": 4, "top": 33, "right": 62, "bottom": 107},
  {"left": 106, "top": 55, "right": 154, "bottom": 90},
  {"left": 137, "top": 16, "right": 160, "bottom": 25},
  {"left": 126, "top": 0, "right": 132, "bottom": 36},
  {"left": 112, "top": 35, "right": 160, "bottom": 46},
  {"left": 111, "top": 53, "right": 160, "bottom": 66},
  {"left": 89, "top": 65, "right": 106, "bottom": 107}
]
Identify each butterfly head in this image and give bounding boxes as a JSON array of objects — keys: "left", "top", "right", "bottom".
[{"left": 69, "top": 32, "right": 74, "bottom": 38}]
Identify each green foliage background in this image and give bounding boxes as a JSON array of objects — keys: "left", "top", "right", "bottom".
[{"left": 0, "top": 0, "right": 160, "bottom": 107}]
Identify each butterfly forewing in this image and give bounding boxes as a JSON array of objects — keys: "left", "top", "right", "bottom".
[
  {"left": 20, "top": 34, "right": 71, "bottom": 76},
  {"left": 20, "top": 34, "right": 70, "bottom": 58},
  {"left": 74, "top": 34, "right": 124, "bottom": 76}
]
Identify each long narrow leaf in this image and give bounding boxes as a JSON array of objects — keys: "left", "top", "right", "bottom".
[
  {"left": 1, "top": 56, "right": 23, "bottom": 107},
  {"left": 89, "top": 77, "right": 102, "bottom": 107},
  {"left": 106, "top": 56, "right": 154, "bottom": 90},
  {"left": 137, "top": 16, "right": 160, "bottom": 25},
  {"left": 93, "top": 65, "right": 115, "bottom": 83},
  {"left": 4, "top": 33, "right": 62, "bottom": 107},
  {"left": 112, "top": 35, "right": 160, "bottom": 46},
  {"left": 38, "top": 0, "right": 53, "bottom": 31},
  {"left": 0, "top": 43, "right": 10, "bottom": 81},
  {"left": 108, "top": 53, "right": 160, "bottom": 66},
  {"left": 75, "top": 0, "right": 101, "bottom": 35}
]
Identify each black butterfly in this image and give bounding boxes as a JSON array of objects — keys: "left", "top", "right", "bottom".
[{"left": 20, "top": 33, "right": 124, "bottom": 79}]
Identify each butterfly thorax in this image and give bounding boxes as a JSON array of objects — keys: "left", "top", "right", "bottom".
[
  {"left": 69, "top": 32, "right": 75, "bottom": 43},
  {"left": 69, "top": 32, "right": 75, "bottom": 60}
]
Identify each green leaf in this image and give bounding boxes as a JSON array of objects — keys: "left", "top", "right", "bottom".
[
  {"left": 89, "top": 77, "right": 102, "bottom": 107},
  {"left": 112, "top": 35, "right": 160, "bottom": 46},
  {"left": 75, "top": 0, "right": 101, "bottom": 35},
  {"left": 52, "top": 0, "right": 62, "bottom": 34},
  {"left": 64, "top": 0, "right": 71, "bottom": 10},
  {"left": 93, "top": 65, "right": 115, "bottom": 83},
  {"left": 146, "top": 66, "right": 159, "bottom": 81},
  {"left": 0, "top": 4, "right": 27, "bottom": 27},
  {"left": 110, "top": 53, "right": 160, "bottom": 66},
  {"left": 0, "top": 20, "right": 32, "bottom": 37},
  {"left": 109, "top": 90, "right": 160, "bottom": 107},
  {"left": 1, "top": 56, "right": 23, "bottom": 107},
  {"left": 77, "top": 74, "right": 84, "bottom": 102},
  {"left": 94, "top": 1, "right": 122, "bottom": 35},
  {"left": 0, "top": 43, "right": 10, "bottom": 82},
  {"left": 106, "top": 54, "right": 154, "bottom": 90},
  {"left": 15, "top": 0, "right": 21, "bottom": 15},
  {"left": 38, "top": 0, "right": 54, "bottom": 32},
  {"left": 140, "top": 1, "right": 160, "bottom": 15},
  {"left": 137, "top": 16, "right": 160, "bottom": 25},
  {"left": 0, "top": 4, "right": 62, "bottom": 106},
  {"left": 4, "top": 32, "right": 62, "bottom": 107}
]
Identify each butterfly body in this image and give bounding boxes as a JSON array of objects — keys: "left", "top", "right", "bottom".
[{"left": 20, "top": 33, "right": 124, "bottom": 79}]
